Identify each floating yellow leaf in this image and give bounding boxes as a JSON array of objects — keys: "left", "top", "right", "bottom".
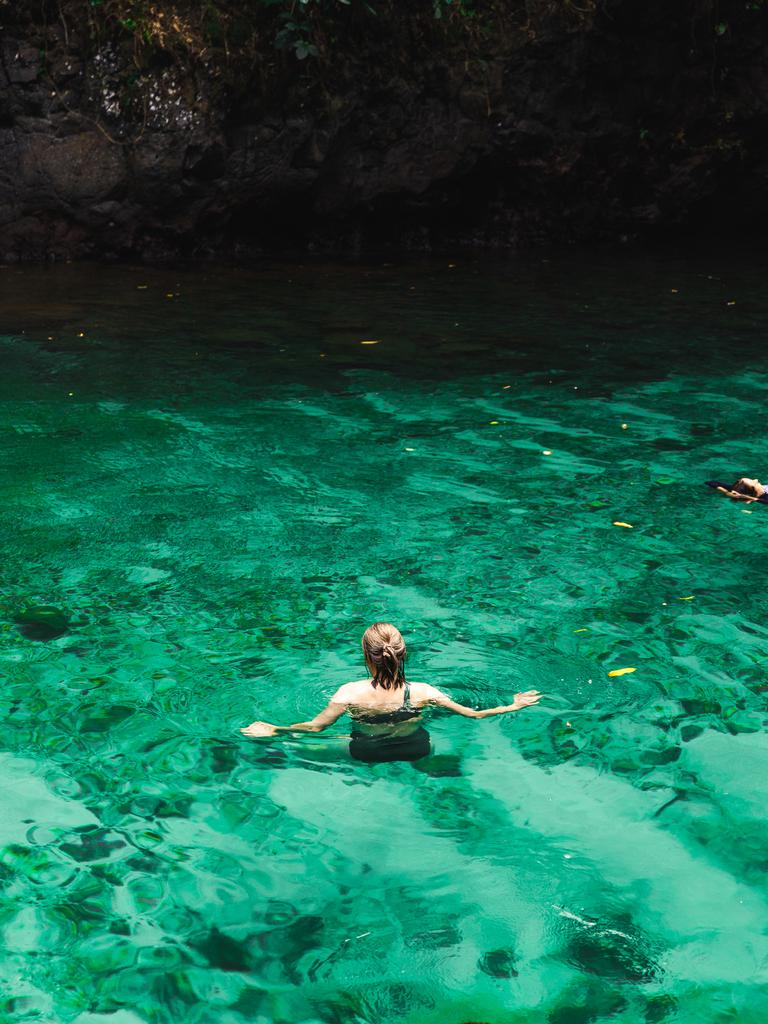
[
  {"left": 489, "top": 421, "right": 499, "bottom": 425},
  {"left": 574, "top": 628, "right": 588, "bottom": 633},
  {"left": 613, "top": 521, "right": 633, "bottom": 528},
  {"left": 360, "top": 340, "right": 380, "bottom": 345},
  {"left": 678, "top": 595, "right": 695, "bottom": 601},
  {"left": 608, "top": 667, "right": 636, "bottom": 677}
]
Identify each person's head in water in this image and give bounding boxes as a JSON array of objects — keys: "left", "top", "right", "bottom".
[
  {"left": 730, "top": 477, "right": 764, "bottom": 497},
  {"left": 362, "top": 622, "right": 406, "bottom": 690}
]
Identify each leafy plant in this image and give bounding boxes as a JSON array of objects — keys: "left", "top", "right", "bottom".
[
  {"left": 433, "top": 0, "right": 477, "bottom": 18},
  {"left": 275, "top": 17, "right": 318, "bottom": 59}
]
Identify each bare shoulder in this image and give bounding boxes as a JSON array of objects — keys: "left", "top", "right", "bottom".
[
  {"left": 408, "top": 681, "right": 443, "bottom": 705},
  {"left": 332, "top": 679, "right": 369, "bottom": 703}
]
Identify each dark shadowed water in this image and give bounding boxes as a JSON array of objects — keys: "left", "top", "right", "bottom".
[{"left": 1, "top": 248, "right": 767, "bottom": 1023}]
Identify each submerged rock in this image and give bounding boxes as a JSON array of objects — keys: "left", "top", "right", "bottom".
[
  {"left": 562, "top": 918, "right": 662, "bottom": 984},
  {"left": 13, "top": 605, "right": 69, "bottom": 641},
  {"left": 478, "top": 947, "right": 518, "bottom": 978}
]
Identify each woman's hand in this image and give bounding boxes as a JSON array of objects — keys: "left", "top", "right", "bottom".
[
  {"left": 512, "top": 690, "right": 542, "bottom": 710},
  {"left": 240, "top": 721, "right": 278, "bottom": 738}
]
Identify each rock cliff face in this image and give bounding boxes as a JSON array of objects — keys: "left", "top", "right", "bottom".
[{"left": 0, "top": 0, "right": 766, "bottom": 261}]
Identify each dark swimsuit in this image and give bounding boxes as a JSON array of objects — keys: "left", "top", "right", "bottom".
[{"left": 348, "top": 683, "right": 431, "bottom": 764}]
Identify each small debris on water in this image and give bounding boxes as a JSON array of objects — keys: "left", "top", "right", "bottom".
[
  {"left": 542, "top": 450, "right": 552, "bottom": 455},
  {"left": 608, "top": 667, "right": 636, "bottom": 677},
  {"left": 360, "top": 339, "right": 380, "bottom": 345},
  {"left": 613, "top": 521, "right": 633, "bottom": 528}
]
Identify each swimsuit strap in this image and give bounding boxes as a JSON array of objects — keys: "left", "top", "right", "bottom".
[{"left": 403, "top": 682, "right": 412, "bottom": 710}]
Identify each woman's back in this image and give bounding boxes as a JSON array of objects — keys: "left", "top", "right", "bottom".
[{"left": 338, "top": 678, "right": 425, "bottom": 735}]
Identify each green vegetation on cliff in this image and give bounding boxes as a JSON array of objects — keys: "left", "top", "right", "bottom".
[{"left": 44, "top": 0, "right": 592, "bottom": 68}]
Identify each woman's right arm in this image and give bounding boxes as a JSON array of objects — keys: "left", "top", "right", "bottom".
[
  {"left": 241, "top": 695, "right": 349, "bottom": 738},
  {"left": 420, "top": 684, "right": 541, "bottom": 719}
]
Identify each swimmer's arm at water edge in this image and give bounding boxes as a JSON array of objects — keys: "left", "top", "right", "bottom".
[
  {"left": 239, "top": 680, "right": 542, "bottom": 739},
  {"left": 240, "top": 699, "right": 348, "bottom": 738},
  {"left": 419, "top": 683, "right": 542, "bottom": 719}
]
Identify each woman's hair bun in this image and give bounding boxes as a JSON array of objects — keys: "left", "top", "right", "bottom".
[{"left": 362, "top": 623, "right": 406, "bottom": 690}]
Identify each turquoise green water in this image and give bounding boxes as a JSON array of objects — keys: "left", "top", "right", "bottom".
[{"left": 1, "top": 251, "right": 767, "bottom": 1023}]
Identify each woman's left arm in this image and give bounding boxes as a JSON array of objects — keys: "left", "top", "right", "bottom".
[
  {"left": 241, "top": 699, "right": 349, "bottom": 738},
  {"left": 419, "top": 684, "right": 541, "bottom": 719},
  {"left": 717, "top": 487, "right": 758, "bottom": 502}
]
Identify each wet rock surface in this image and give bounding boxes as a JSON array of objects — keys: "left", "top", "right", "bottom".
[{"left": 0, "top": 0, "right": 767, "bottom": 261}]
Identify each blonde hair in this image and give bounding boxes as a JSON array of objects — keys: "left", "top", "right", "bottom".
[{"left": 362, "top": 622, "right": 406, "bottom": 690}]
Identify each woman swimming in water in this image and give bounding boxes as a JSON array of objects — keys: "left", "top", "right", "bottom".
[
  {"left": 240, "top": 622, "right": 542, "bottom": 763},
  {"left": 707, "top": 477, "right": 768, "bottom": 503}
]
